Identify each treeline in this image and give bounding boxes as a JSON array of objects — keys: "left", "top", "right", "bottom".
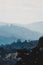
[
  {"left": 15, "top": 37, "right": 43, "bottom": 65},
  {"left": 0, "top": 39, "right": 38, "bottom": 58},
  {"left": 0, "top": 39, "right": 38, "bottom": 50},
  {"left": 0, "top": 37, "right": 43, "bottom": 65}
]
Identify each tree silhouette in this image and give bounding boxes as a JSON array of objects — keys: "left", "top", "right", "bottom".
[
  {"left": 17, "top": 39, "right": 21, "bottom": 43},
  {"left": 38, "top": 36, "right": 43, "bottom": 48}
]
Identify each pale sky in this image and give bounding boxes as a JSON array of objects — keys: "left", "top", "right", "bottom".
[{"left": 0, "top": 0, "right": 43, "bottom": 24}]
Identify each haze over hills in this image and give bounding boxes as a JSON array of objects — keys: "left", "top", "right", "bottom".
[
  {"left": 25, "top": 22, "right": 43, "bottom": 33},
  {"left": 0, "top": 22, "right": 42, "bottom": 45}
]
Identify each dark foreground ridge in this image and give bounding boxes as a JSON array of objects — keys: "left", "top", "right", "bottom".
[{"left": 0, "top": 37, "right": 43, "bottom": 65}]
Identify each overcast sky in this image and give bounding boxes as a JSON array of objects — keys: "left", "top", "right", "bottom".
[{"left": 0, "top": 0, "right": 43, "bottom": 24}]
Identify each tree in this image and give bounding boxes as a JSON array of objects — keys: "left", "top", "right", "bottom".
[
  {"left": 17, "top": 39, "right": 21, "bottom": 43},
  {"left": 38, "top": 36, "right": 43, "bottom": 48},
  {"left": 0, "top": 47, "right": 6, "bottom": 57}
]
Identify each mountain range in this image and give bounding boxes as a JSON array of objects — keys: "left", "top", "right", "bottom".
[
  {"left": 0, "top": 22, "right": 42, "bottom": 45},
  {"left": 25, "top": 22, "right": 43, "bottom": 33}
]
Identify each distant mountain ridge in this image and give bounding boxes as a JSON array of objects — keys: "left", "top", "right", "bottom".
[
  {"left": 25, "top": 22, "right": 43, "bottom": 33},
  {"left": 0, "top": 23, "right": 42, "bottom": 44}
]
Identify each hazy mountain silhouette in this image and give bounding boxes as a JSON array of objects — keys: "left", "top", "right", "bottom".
[
  {"left": 0, "top": 23, "right": 42, "bottom": 44},
  {"left": 25, "top": 22, "right": 43, "bottom": 33}
]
